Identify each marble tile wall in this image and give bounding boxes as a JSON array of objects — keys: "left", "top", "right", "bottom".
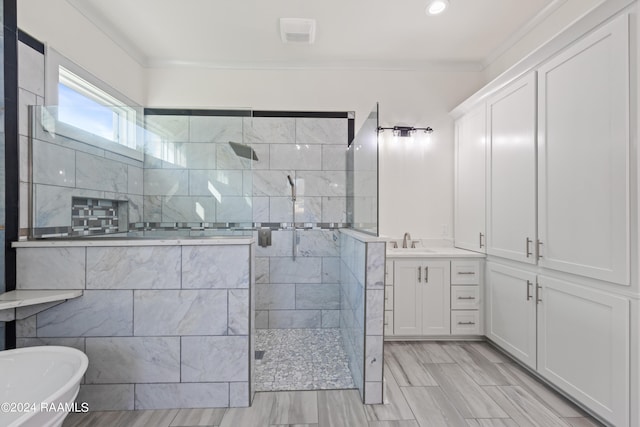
[
  {"left": 14, "top": 243, "right": 254, "bottom": 410},
  {"left": 338, "top": 230, "right": 384, "bottom": 405},
  {"left": 162, "top": 114, "right": 349, "bottom": 330},
  {"left": 18, "top": 40, "right": 143, "bottom": 237},
  {"left": 254, "top": 229, "right": 341, "bottom": 329},
  {"left": 142, "top": 115, "right": 348, "bottom": 228}
]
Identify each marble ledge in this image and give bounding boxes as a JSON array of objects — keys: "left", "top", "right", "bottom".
[
  {"left": 0, "top": 289, "right": 83, "bottom": 321},
  {"left": 12, "top": 236, "right": 254, "bottom": 248}
]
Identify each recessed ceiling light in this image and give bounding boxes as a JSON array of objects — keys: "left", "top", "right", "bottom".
[{"left": 426, "top": 0, "right": 449, "bottom": 15}]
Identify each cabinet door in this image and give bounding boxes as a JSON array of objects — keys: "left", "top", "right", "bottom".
[
  {"left": 537, "top": 275, "right": 629, "bottom": 427},
  {"left": 393, "top": 260, "right": 422, "bottom": 336},
  {"left": 455, "top": 104, "right": 486, "bottom": 253},
  {"left": 537, "top": 15, "right": 630, "bottom": 285},
  {"left": 486, "top": 72, "right": 537, "bottom": 264},
  {"left": 421, "top": 260, "right": 451, "bottom": 335},
  {"left": 486, "top": 262, "right": 537, "bottom": 369}
]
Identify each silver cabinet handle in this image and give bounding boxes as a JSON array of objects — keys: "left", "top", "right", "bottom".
[
  {"left": 457, "top": 272, "right": 475, "bottom": 275},
  {"left": 479, "top": 232, "right": 484, "bottom": 248},
  {"left": 425, "top": 266, "right": 429, "bottom": 283},
  {"left": 526, "top": 280, "right": 532, "bottom": 301},
  {"left": 457, "top": 296, "right": 475, "bottom": 300},
  {"left": 536, "top": 282, "right": 542, "bottom": 304},
  {"left": 526, "top": 238, "right": 533, "bottom": 257},
  {"left": 537, "top": 240, "right": 543, "bottom": 259},
  {"left": 457, "top": 321, "right": 476, "bottom": 325},
  {"left": 418, "top": 266, "right": 421, "bottom": 283}
]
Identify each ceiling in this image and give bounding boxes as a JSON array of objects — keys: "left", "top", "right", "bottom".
[{"left": 66, "top": 0, "right": 559, "bottom": 70}]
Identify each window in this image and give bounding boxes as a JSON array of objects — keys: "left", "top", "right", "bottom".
[{"left": 45, "top": 48, "right": 142, "bottom": 160}]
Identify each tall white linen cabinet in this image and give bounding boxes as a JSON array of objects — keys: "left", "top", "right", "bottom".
[{"left": 452, "top": 2, "right": 640, "bottom": 426}]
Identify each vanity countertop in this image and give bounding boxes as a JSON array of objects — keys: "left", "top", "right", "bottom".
[{"left": 386, "top": 246, "right": 485, "bottom": 258}]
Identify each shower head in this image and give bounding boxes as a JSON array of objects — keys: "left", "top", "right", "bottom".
[
  {"left": 228, "top": 141, "right": 259, "bottom": 161},
  {"left": 287, "top": 175, "right": 295, "bottom": 187}
]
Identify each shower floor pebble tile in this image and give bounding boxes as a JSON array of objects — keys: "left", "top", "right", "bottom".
[{"left": 255, "top": 328, "right": 355, "bottom": 392}]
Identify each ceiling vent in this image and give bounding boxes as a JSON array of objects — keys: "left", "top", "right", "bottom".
[{"left": 280, "top": 18, "right": 316, "bottom": 44}]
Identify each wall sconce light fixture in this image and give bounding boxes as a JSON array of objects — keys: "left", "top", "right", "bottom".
[{"left": 377, "top": 126, "right": 434, "bottom": 137}]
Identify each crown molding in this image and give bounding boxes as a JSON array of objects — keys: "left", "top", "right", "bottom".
[
  {"left": 481, "top": 0, "right": 568, "bottom": 70},
  {"left": 145, "top": 58, "right": 484, "bottom": 72},
  {"left": 66, "top": 0, "right": 150, "bottom": 67}
]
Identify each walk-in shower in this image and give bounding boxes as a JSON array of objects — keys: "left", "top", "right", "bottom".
[{"left": 27, "top": 105, "right": 381, "bottom": 401}]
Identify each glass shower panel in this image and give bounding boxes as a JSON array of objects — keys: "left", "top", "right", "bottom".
[
  {"left": 347, "top": 103, "right": 379, "bottom": 236},
  {"left": 142, "top": 111, "right": 254, "bottom": 233},
  {"left": 27, "top": 106, "right": 254, "bottom": 238}
]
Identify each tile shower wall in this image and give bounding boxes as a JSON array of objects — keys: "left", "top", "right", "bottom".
[
  {"left": 14, "top": 242, "right": 254, "bottom": 410},
  {"left": 144, "top": 113, "right": 350, "bottom": 328},
  {"left": 142, "top": 114, "right": 250, "bottom": 223},
  {"left": 18, "top": 41, "right": 143, "bottom": 237},
  {"left": 246, "top": 116, "right": 349, "bottom": 329},
  {"left": 339, "top": 230, "right": 384, "bottom": 404}
]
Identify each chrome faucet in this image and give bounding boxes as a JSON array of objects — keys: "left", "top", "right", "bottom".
[{"left": 402, "top": 232, "right": 411, "bottom": 248}]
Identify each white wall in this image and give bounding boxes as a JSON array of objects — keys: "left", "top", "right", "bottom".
[
  {"left": 17, "top": 0, "right": 146, "bottom": 104},
  {"left": 17, "top": 0, "right": 601, "bottom": 240},
  {"left": 146, "top": 67, "right": 484, "bottom": 239},
  {"left": 482, "top": 0, "right": 605, "bottom": 83}
]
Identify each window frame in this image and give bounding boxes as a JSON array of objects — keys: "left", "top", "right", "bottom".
[{"left": 44, "top": 47, "right": 143, "bottom": 161}]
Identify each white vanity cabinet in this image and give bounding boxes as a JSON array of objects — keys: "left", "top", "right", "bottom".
[
  {"left": 486, "top": 72, "right": 537, "bottom": 265},
  {"left": 450, "top": 260, "right": 481, "bottom": 335},
  {"left": 454, "top": 103, "right": 486, "bottom": 253},
  {"left": 392, "top": 259, "right": 450, "bottom": 336},
  {"left": 385, "top": 256, "right": 482, "bottom": 338}
]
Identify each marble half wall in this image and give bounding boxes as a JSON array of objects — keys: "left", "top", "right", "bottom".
[
  {"left": 339, "top": 229, "right": 384, "bottom": 405},
  {"left": 14, "top": 240, "right": 255, "bottom": 411}
]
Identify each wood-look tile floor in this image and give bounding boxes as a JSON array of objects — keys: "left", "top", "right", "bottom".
[{"left": 63, "top": 341, "right": 604, "bottom": 427}]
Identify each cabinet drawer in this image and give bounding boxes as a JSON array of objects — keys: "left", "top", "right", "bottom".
[
  {"left": 384, "top": 310, "right": 394, "bottom": 336},
  {"left": 451, "top": 310, "right": 480, "bottom": 335},
  {"left": 385, "top": 260, "right": 394, "bottom": 285},
  {"left": 384, "top": 286, "right": 393, "bottom": 311},
  {"left": 451, "top": 260, "right": 480, "bottom": 284},
  {"left": 451, "top": 286, "right": 479, "bottom": 309}
]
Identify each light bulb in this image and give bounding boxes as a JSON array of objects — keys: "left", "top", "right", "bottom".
[{"left": 426, "top": 0, "right": 449, "bottom": 15}]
